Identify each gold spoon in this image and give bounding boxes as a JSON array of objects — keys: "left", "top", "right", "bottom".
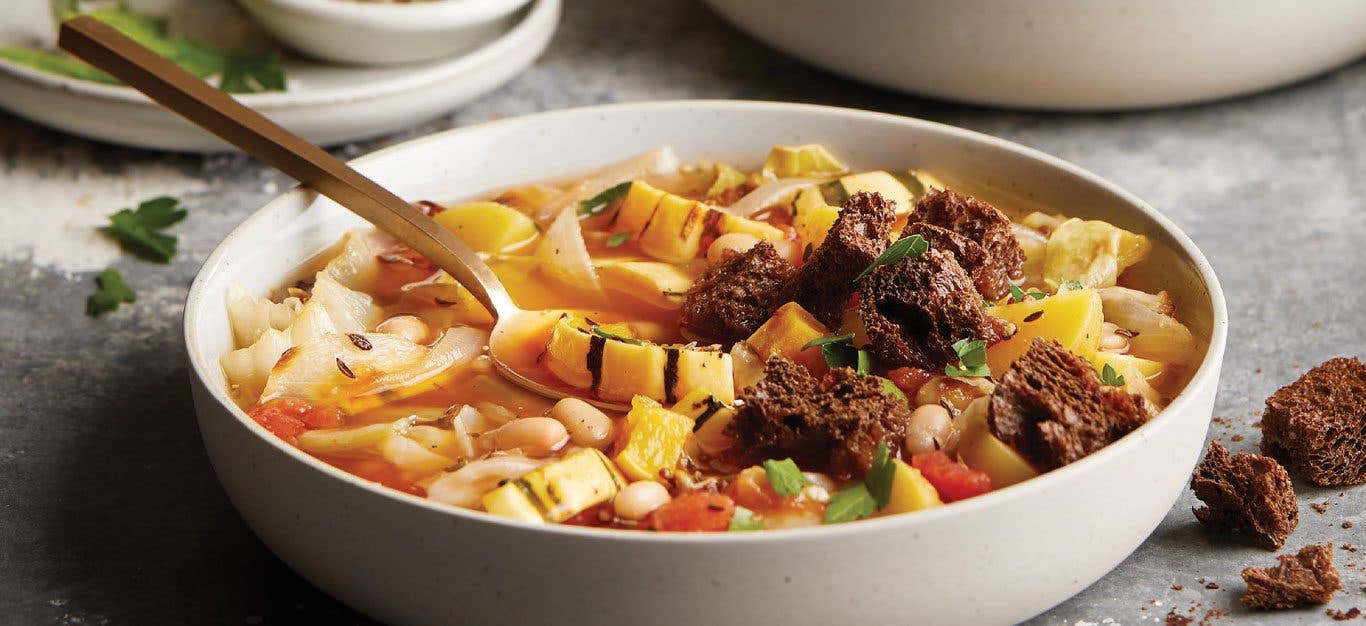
[{"left": 59, "top": 16, "right": 629, "bottom": 411}]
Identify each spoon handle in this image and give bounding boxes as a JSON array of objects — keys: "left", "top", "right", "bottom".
[{"left": 58, "top": 15, "right": 517, "bottom": 318}]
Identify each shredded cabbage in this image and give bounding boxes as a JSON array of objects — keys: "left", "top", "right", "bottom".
[{"left": 1043, "top": 218, "right": 1151, "bottom": 288}]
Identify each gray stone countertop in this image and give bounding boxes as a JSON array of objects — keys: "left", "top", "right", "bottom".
[{"left": 0, "top": 1, "right": 1361, "bottom": 624}]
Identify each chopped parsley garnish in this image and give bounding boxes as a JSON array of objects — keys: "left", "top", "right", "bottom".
[
  {"left": 824, "top": 483, "right": 876, "bottom": 524},
  {"left": 578, "top": 181, "right": 632, "bottom": 217},
  {"left": 878, "top": 377, "right": 907, "bottom": 405},
  {"left": 86, "top": 268, "right": 135, "bottom": 316},
  {"left": 1008, "top": 285, "right": 1046, "bottom": 303},
  {"left": 605, "top": 231, "right": 631, "bottom": 247},
  {"left": 1058, "top": 279, "right": 1085, "bottom": 291},
  {"left": 1100, "top": 363, "right": 1126, "bottom": 387},
  {"left": 855, "top": 234, "right": 928, "bottom": 281},
  {"left": 802, "top": 333, "right": 855, "bottom": 349},
  {"left": 101, "top": 196, "right": 188, "bottom": 263},
  {"left": 944, "top": 338, "right": 990, "bottom": 378},
  {"left": 728, "top": 506, "right": 764, "bottom": 531},
  {"left": 590, "top": 326, "right": 642, "bottom": 345},
  {"left": 762, "top": 458, "right": 808, "bottom": 496},
  {"left": 823, "top": 443, "right": 896, "bottom": 524},
  {"left": 864, "top": 443, "right": 896, "bottom": 509}
]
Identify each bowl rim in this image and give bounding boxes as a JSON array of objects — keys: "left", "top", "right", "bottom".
[
  {"left": 247, "top": 0, "right": 533, "bottom": 28},
  {"left": 184, "top": 99, "right": 1228, "bottom": 544},
  {"left": 0, "top": 0, "right": 553, "bottom": 108}
]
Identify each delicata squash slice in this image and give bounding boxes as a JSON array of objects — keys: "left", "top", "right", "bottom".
[{"left": 222, "top": 145, "right": 1201, "bottom": 531}]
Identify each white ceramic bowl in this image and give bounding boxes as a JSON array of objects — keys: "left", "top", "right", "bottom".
[
  {"left": 237, "top": 0, "right": 533, "bottom": 66},
  {"left": 702, "top": 0, "right": 1366, "bottom": 110},
  {"left": 185, "top": 101, "right": 1228, "bottom": 625}
]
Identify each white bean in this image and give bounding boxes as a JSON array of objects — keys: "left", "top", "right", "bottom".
[
  {"left": 613, "top": 481, "right": 671, "bottom": 521},
  {"left": 489, "top": 417, "right": 569, "bottom": 457},
  {"left": 376, "top": 315, "right": 430, "bottom": 344},
  {"left": 706, "top": 233, "right": 760, "bottom": 263},
  {"left": 548, "top": 398, "right": 615, "bottom": 449},
  {"left": 904, "top": 403, "right": 959, "bottom": 456}
]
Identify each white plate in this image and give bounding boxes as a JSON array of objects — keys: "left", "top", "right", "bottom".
[
  {"left": 703, "top": 0, "right": 1366, "bottom": 110},
  {"left": 0, "top": 0, "right": 558, "bottom": 151}
]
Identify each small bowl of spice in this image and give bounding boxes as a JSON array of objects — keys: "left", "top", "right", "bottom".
[{"left": 236, "top": 0, "right": 533, "bottom": 66}]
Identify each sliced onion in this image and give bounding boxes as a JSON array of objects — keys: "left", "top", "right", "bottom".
[
  {"left": 717, "top": 178, "right": 816, "bottom": 217},
  {"left": 426, "top": 456, "right": 543, "bottom": 508},
  {"left": 536, "top": 206, "right": 601, "bottom": 293},
  {"left": 538, "top": 147, "right": 680, "bottom": 219}
]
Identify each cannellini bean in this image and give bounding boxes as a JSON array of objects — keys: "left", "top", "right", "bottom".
[
  {"left": 376, "top": 315, "right": 430, "bottom": 344},
  {"left": 1100, "top": 322, "right": 1130, "bottom": 352},
  {"left": 903, "top": 403, "right": 959, "bottom": 456},
  {"left": 706, "top": 233, "right": 760, "bottom": 263},
  {"left": 426, "top": 456, "right": 543, "bottom": 508},
  {"left": 548, "top": 398, "right": 615, "bottom": 449},
  {"left": 489, "top": 417, "right": 570, "bottom": 457},
  {"left": 613, "top": 481, "right": 671, "bottom": 521}
]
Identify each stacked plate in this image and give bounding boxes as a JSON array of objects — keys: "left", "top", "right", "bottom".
[{"left": 0, "top": 0, "right": 559, "bottom": 151}]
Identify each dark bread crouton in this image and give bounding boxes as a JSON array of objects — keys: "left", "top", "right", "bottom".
[
  {"left": 680, "top": 240, "right": 796, "bottom": 345},
  {"left": 1190, "top": 440, "right": 1298, "bottom": 550},
  {"left": 911, "top": 188, "right": 1024, "bottom": 296},
  {"left": 1241, "top": 544, "right": 1340, "bottom": 609},
  {"left": 857, "top": 248, "right": 1012, "bottom": 370},
  {"left": 792, "top": 191, "right": 895, "bottom": 329},
  {"left": 1261, "top": 357, "right": 1365, "bottom": 486},
  {"left": 988, "top": 338, "right": 1149, "bottom": 471},
  {"left": 902, "top": 221, "right": 1006, "bottom": 300},
  {"left": 728, "top": 357, "right": 912, "bottom": 480}
]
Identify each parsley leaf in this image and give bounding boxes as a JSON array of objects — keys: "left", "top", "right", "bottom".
[
  {"left": 762, "top": 458, "right": 808, "bottom": 496},
  {"left": 1058, "top": 279, "right": 1085, "bottom": 291},
  {"left": 578, "top": 181, "right": 632, "bottom": 217},
  {"left": 219, "top": 52, "right": 286, "bottom": 94},
  {"left": 605, "top": 231, "right": 631, "bottom": 248},
  {"left": 591, "top": 326, "right": 642, "bottom": 345},
  {"left": 86, "top": 268, "right": 135, "bottom": 316},
  {"left": 802, "top": 333, "right": 855, "bottom": 350},
  {"left": 855, "top": 234, "right": 928, "bottom": 281},
  {"left": 1100, "top": 363, "right": 1126, "bottom": 387},
  {"left": 728, "top": 506, "right": 764, "bottom": 531},
  {"left": 855, "top": 349, "right": 873, "bottom": 376},
  {"left": 944, "top": 338, "right": 990, "bottom": 378},
  {"left": 824, "top": 483, "right": 876, "bottom": 524},
  {"left": 864, "top": 443, "right": 896, "bottom": 509},
  {"left": 100, "top": 196, "right": 187, "bottom": 263},
  {"left": 879, "top": 377, "right": 907, "bottom": 405},
  {"left": 1008, "top": 285, "right": 1047, "bottom": 303}
]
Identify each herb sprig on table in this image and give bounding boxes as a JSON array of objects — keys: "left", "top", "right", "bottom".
[{"left": 86, "top": 194, "right": 190, "bottom": 316}]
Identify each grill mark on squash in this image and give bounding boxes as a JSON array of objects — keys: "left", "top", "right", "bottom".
[
  {"left": 663, "top": 347, "right": 681, "bottom": 403},
  {"left": 587, "top": 334, "right": 607, "bottom": 391}
]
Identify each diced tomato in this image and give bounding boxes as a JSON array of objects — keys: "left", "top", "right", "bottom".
[
  {"left": 647, "top": 491, "right": 735, "bottom": 532},
  {"left": 247, "top": 398, "right": 343, "bottom": 444},
  {"left": 911, "top": 451, "right": 992, "bottom": 502},
  {"left": 887, "top": 366, "right": 935, "bottom": 397}
]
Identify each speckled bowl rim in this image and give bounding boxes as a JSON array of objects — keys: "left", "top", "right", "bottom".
[
  {"left": 183, "top": 100, "right": 1229, "bottom": 544},
  {"left": 0, "top": 0, "right": 552, "bottom": 108}
]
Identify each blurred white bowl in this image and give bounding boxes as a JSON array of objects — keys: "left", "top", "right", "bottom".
[
  {"left": 703, "top": 0, "right": 1366, "bottom": 110},
  {"left": 238, "top": 0, "right": 532, "bottom": 66},
  {"left": 185, "top": 101, "right": 1228, "bottom": 625}
]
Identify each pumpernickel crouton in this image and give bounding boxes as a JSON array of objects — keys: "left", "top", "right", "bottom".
[
  {"left": 792, "top": 191, "right": 895, "bottom": 329},
  {"left": 1261, "top": 357, "right": 1365, "bottom": 486},
  {"left": 902, "top": 221, "right": 1005, "bottom": 301},
  {"left": 1190, "top": 440, "right": 1298, "bottom": 550},
  {"left": 728, "top": 357, "right": 912, "bottom": 480},
  {"left": 679, "top": 240, "right": 796, "bottom": 345},
  {"left": 1241, "top": 544, "right": 1341, "bottom": 609},
  {"left": 911, "top": 188, "right": 1024, "bottom": 296},
  {"left": 857, "top": 248, "right": 1012, "bottom": 370},
  {"left": 988, "top": 338, "right": 1149, "bottom": 471}
]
